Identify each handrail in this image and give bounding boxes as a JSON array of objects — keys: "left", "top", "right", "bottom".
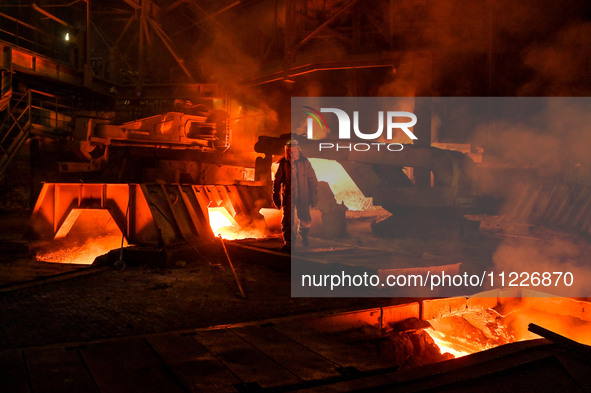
[
  {"left": 0, "top": 90, "right": 31, "bottom": 145},
  {"left": 28, "top": 89, "right": 60, "bottom": 99},
  {"left": 7, "top": 89, "right": 28, "bottom": 108},
  {"left": 0, "top": 13, "right": 71, "bottom": 66},
  {"left": 2, "top": 88, "right": 74, "bottom": 134},
  {"left": 31, "top": 103, "right": 72, "bottom": 114},
  {"left": 9, "top": 89, "right": 74, "bottom": 133},
  {"left": 0, "top": 89, "right": 32, "bottom": 174}
]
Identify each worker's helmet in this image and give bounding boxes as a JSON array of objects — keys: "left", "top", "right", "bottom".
[{"left": 285, "top": 139, "right": 299, "bottom": 147}]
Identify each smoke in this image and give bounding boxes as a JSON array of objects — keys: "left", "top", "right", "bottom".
[
  {"left": 375, "top": 73, "right": 412, "bottom": 98},
  {"left": 470, "top": 120, "right": 559, "bottom": 169},
  {"left": 492, "top": 236, "right": 591, "bottom": 346},
  {"left": 180, "top": 1, "right": 591, "bottom": 148},
  {"left": 228, "top": 97, "right": 280, "bottom": 154},
  {"left": 181, "top": 1, "right": 282, "bottom": 146},
  {"left": 501, "top": 304, "right": 591, "bottom": 345},
  {"left": 184, "top": 0, "right": 277, "bottom": 87},
  {"left": 520, "top": 22, "right": 591, "bottom": 96},
  {"left": 369, "top": 0, "right": 591, "bottom": 97},
  {"left": 492, "top": 236, "right": 591, "bottom": 297},
  {"left": 197, "top": 35, "right": 261, "bottom": 88},
  {"left": 377, "top": 57, "right": 417, "bottom": 98},
  {"left": 173, "top": 0, "right": 591, "bottom": 98},
  {"left": 458, "top": 95, "right": 591, "bottom": 215}
]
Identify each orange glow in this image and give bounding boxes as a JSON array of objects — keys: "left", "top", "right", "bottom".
[
  {"left": 208, "top": 207, "right": 238, "bottom": 233},
  {"left": 308, "top": 158, "right": 372, "bottom": 211},
  {"left": 36, "top": 235, "right": 127, "bottom": 265},
  {"left": 259, "top": 208, "right": 282, "bottom": 234},
  {"left": 422, "top": 308, "right": 521, "bottom": 358},
  {"left": 497, "top": 298, "right": 591, "bottom": 347},
  {"left": 271, "top": 162, "right": 279, "bottom": 181},
  {"left": 421, "top": 298, "right": 591, "bottom": 360},
  {"left": 208, "top": 206, "right": 265, "bottom": 240},
  {"left": 424, "top": 328, "right": 480, "bottom": 358},
  {"left": 36, "top": 208, "right": 128, "bottom": 265}
]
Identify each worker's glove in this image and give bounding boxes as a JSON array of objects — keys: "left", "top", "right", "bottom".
[{"left": 273, "top": 194, "right": 282, "bottom": 209}]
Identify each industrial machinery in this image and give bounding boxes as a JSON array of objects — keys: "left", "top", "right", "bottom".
[
  {"left": 90, "top": 110, "right": 229, "bottom": 151},
  {"left": 59, "top": 107, "right": 232, "bottom": 178},
  {"left": 27, "top": 182, "right": 271, "bottom": 265},
  {"left": 256, "top": 134, "right": 480, "bottom": 238},
  {"left": 24, "top": 107, "right": 280, "bottom": 265},
  {"left": 10, "top": 91, "right": 281, "bottom": 265}
]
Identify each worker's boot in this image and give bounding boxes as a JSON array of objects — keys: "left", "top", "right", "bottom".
[{"left": 299, "top": 227, "right": 310, "bottom": 247}]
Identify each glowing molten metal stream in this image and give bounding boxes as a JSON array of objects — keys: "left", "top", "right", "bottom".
[{"left": 208, "top": 206, "right": 265, "bottom": 240}]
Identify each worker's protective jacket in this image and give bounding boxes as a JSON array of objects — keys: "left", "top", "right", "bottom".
[{"left": 273, "top": 155, "right": 318, "bottom": 207}]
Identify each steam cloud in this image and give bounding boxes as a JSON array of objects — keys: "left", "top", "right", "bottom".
[{"left": 492, "top": 236, "right": 591, "bottom": 297}]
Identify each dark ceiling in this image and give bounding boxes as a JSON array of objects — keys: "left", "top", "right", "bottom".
[{"left": 2, "top": 0, "right": 591, "bottom": 97}]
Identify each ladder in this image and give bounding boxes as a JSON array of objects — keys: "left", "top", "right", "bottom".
[
  {"left": 0, "top": 90, "right": 32, "bottom": 178},
  {"left": 0, "top": 88, "right": 75, "bottom": 178}
]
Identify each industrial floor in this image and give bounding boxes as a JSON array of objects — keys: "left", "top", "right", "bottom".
[
  {"left": 2, "top": 212, "right": 591, "bottom": 392},
  {"left": 0, "top": 241, "right": 402, "bottom": 350},
  {"left": 1, "top": 313, "right": 396, "bottom": 393},
  {"left": 3, "top": 303, "right": 591, "bottom": 393}
]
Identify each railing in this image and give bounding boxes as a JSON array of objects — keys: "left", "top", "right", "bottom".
[
  {"left": 0, "top": 90, "right": 32, "bottom": 176},
  {"left": 0, "top": 12, "right": 71, "bottom": 66},
  {"left": 28, "top": 89, "right": 73, "bottom": 135},
  {"left": 0, "top": 88, "right": 75, "bottom": 177}
]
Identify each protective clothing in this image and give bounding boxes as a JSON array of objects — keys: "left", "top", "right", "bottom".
[{"left": 272, "top": 152, "right": 318, "bottom": 248}]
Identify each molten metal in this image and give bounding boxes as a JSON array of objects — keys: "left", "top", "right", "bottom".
[
  {"left": 424, "top": 328, "right": 472, "bottom": 358},
  {"left": 208, "top": 206, "right": 265, "bottom": 240},
  {"left": 36, "top": 235, "right": 127, "bottom": 265}
]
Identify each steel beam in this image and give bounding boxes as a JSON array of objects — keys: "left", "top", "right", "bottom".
[{"left": 147, "top": 18, "right": 195, "bottom": 81}]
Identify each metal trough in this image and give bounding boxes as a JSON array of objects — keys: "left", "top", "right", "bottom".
[{"left": 27, "top": 183, "right": 270, "bottom": 248}]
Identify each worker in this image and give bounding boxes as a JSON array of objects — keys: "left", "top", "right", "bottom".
[{"left": 273, "top": 139, "right": 318, "bottom": 250}]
